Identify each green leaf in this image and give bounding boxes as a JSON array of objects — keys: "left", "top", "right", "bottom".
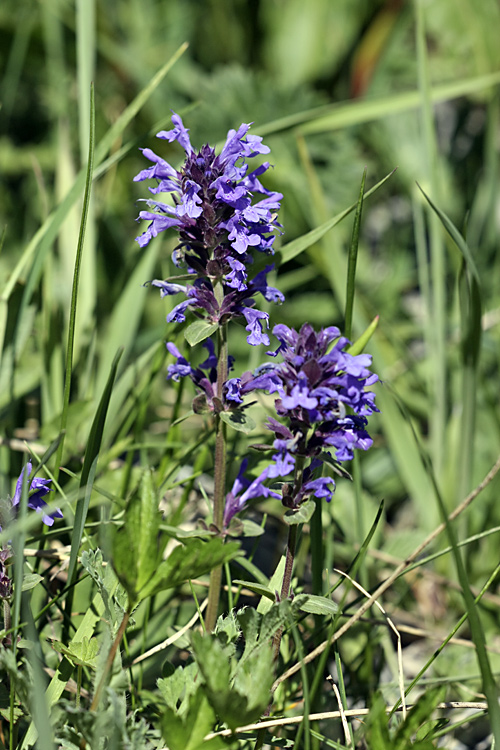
[
  {"left": 297, "top": 595, "right": 339, "bottom": 616},
  {"left": 232, "top": 580, "right": 275, "bottom": 601},
  {"left": 161, "top": 688, "right": 217, "bottom": 750},
  {"left": 347, "top": 315, "right": 380, "bottom": 356},
  {"left": 278, "top": 169, "right": 395, "bottom": 265},
  {"left": 111, "top": 469, "right": 164, "bottom": 605},
  {"left": 219, "top": 409, "right": 256, "bottom": 434},
  {"left": 283, "top": 498, "right": 316, "bottom": 525},
  {"left": 51, "top": 636, "right": 99, "bottom": 669},
  {"left": 191, "top": 631, "right": 274, "bottom": 732},
  {"left": 21, "top": 574, "right": 43, "bottom": 592},
  {"left": 238, "top": 600, "right": 298, "bottom": 664},
  {"left": 344, "top": 169, "right": 366, "bottom": 340},
  {"left": 158, "top": 662, "right": 200, "bottom": 716},
  {"left": 67, "top": 347, "right": 123, "bottom": 587},
  {"left": 141, "top": 538, "right": 240, "bottom": 600},
  {"left": 241, "top": 519, "right": 265, "bottom": 537},
  {"left": 184, "top": 320, "right": 219, "bottom": 346}
]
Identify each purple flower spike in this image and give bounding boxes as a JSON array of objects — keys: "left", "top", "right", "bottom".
[
  {"left": 242, "top": 323, "right": 379, "bottom": 506},
  {"left": 12, "top": 462, "right": 63, "bottom": 528},
  {"left": 135, "top": 112, "right": 284, "bottom": 338}
]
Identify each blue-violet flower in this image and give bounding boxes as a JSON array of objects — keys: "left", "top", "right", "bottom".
[
  {"left": 242, "top": 323, "right": 379, "bottom": 506},
  {"left": 134, "top": 113, "right": 284, "bottom": 345},
  {"left": 223, "top": 459, "right": 280, "bottom": 529},
  {"left": 11, "top": 462, "right": 62, "bottom": 528}
]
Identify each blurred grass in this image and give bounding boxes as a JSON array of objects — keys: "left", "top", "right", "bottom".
[{"left": 1, "top": 0, "right": 500, "bottom": 746}]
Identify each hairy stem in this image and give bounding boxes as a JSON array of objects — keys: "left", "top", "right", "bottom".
[{"left": 205, "top": 285, "right": 228, "bottom": 632}]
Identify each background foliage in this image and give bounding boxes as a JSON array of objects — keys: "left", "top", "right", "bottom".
[{"left": 1, "top": 0, "right": 500, "bottom": 747}]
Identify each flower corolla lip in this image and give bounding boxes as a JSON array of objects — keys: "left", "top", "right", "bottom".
[
  {"left": 156, "top": 111, "right": 194, "bottom": 153},
  {"left": 223, "top": 460, "right": 280, "bottom": 528},
  {"left": 242, "top": 308, "right": 270, "bottom": 346}
]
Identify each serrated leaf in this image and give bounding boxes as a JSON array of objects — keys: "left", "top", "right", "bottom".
[
  {"left": 21, "top": 573, "right": 43, "bottom": 592},
  {"left": 283, "top": 498, "right": 316, "bottom": 525},
  {"left": 184, "top": 320, "right": 219, "bottom": 347},
  {"left": 161, "top": 688, "right": 216, "bottom": 750},
  {"left": 141, "top": 538, "right": 240, "bottom": 600},
  {"left": 219, "top": 410, "right": 256, "bottom": 434},
  {"left": 51, "top": 636, "right": 100, "bottom": 668},
  {"left": 297, "top": 595, "right": 339, "bottom": 616},
  {"left": 158, "top": 662, "right": 200, "bottom": 716},
  {"left": 191, "top": 631, "right": 273, "bottom": 732}
]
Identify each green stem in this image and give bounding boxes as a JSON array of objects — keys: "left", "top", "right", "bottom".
[
  {"left": 205, "top": 282, "right": 228, "bottom": 632},
  {"left": 272, "top": 458, "right": 305, "bottom": 660}
]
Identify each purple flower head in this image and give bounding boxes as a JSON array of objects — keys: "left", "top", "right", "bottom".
[
  {"left": 242, "top": 323, "right": 379, "bottom": 505},
  {"left": 134, "top": 112, "right": 283, "bottom": 294},
  {"left": 223, "top": 459, "right": 280, "bottom": 529},
  {"left": 166, "top": 340, "right": 243, "bottom": 412},
  {"left": 10, "top": 462, "right": 63, "bottom": 528}
]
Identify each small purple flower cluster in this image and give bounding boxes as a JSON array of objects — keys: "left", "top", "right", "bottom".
[
  {"left": 248, "top": 322, "right": 377, "bottom": 456},
  {"left": 222, "top": 323, "right": 379, "bottom": 524},
  {"left": 134, "top": 113, "right": 283, "bottom": 346},
  {"left": 11, "top": 461, "right": 62, "bottom": 528},
  {"left": 1, "top": 462, "right": 62, "bottom": 601}
]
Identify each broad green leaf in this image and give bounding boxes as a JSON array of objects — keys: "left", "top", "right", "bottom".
[
  {"left": 283, "top": 498, "right": 316, "bottom": 525},
  {"left": 21, "top": 574, "right": 43, "bottom": 592},
  {"left": 158, "top": 662, "right": 200, "bottom": 716},
  {"left": 184, "top": 320, "right": 219, "bottom": 347},
  {"left": 238, "top": 600, "right": 300, "bottom": 665},
  {"left": 297, "top": 595, "right": 339, "bottom": 617},
  {"left": 191, "top": 631, "right": 273, "bottom": 732},
  {"left": 241, "top": 519, "right": 265, "bottom": 537},
  {"left": 219, "top": 409, "right": 256, "bottom": 434},
  {"left": 141, "top": 538, "right": 240, "bottom": 600},
  {"left": 111, "top": 469, "right": 164, "bottom": 605}
]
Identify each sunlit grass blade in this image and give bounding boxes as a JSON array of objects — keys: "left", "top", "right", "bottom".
[
  {"left": 95, "top": 238, "right": 160, "bottom": 396},
  {"left": 54, "top": 83, "right": 95, "bottom": 481},
  {"left": 275, "top": 70, "right": 500, "bottom": 136},
  {"left": 278, "top": 169, "right": 395, "bottom": 266},
  {"left": 67, "top": 347, "right": 123, "bottom": 588},
  {"left": 0, "top": 43, "right": 189, "bottom": 336},
  {"left": 344, "top": 168, "right": 366, "bottom": 340}
]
